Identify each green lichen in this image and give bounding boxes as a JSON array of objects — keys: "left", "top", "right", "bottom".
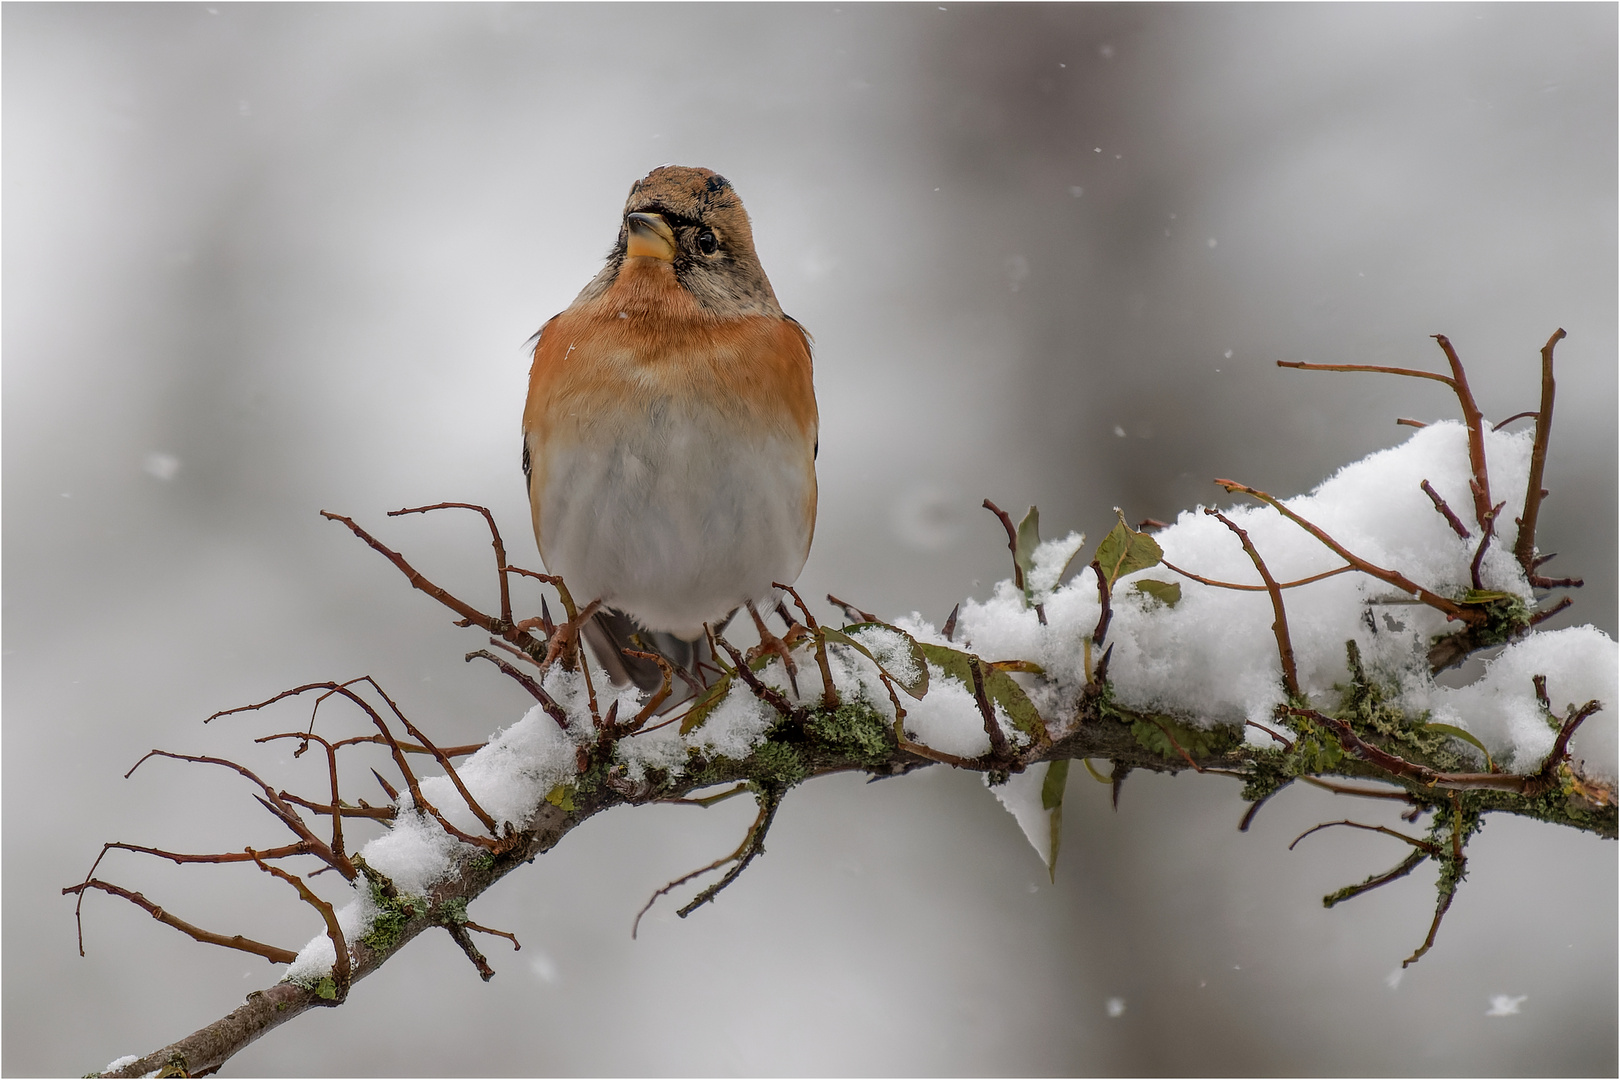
[
  {"left": 747, "top": 740, "right": 808, "bottom": 789},
  {"left": 470, "top": 852, "right": 496, "bottom": 873},
  {"left": 355, "top": 870, "right": 422, "bottom": 954},
  {"left": 806, "top": 702, "right": 891, "bottom": 766},
  {"left": 1465, "top": 592, "right": 1532, "bottom": 649},
  {"left": 438, "top": 897, "right": 469, "bottom": 926},
  {"left": 312, "top": 976, "right": 339, "bottom": 1001}
]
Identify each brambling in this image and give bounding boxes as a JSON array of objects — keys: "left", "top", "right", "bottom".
[{"left": 522, "top": 166, "right": 818, "bottom": 689}]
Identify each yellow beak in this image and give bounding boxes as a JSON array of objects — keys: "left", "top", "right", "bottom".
[{"left": 626, "top": 212, "right": 676, "bottom": 261}]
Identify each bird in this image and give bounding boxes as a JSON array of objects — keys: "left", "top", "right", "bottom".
[{"left": 522, "top": 165, "right": 818, "bottom": 691}]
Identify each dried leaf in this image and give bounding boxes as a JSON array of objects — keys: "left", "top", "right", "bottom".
[
  {"left": 821, "top": 623, "right": 930, "bottom": 698},
  {"left": 1132, "top": 579, "right": 1182, "bottom": 607},
  {"left": 989, "top": 659, "right": 1046, "bottom": 674},
  {"left": 1015, "top": 506, "right": 1041, "bottom": 601},
  {"left": 1041, "top": 759, "right": 1069, "bottom": 883},
  {"left": 679, "top": 675, "right": 732, "bottom": 735},
  {"left": 1093, "top": 510, "right": 1164, "bottom": 590},
  {"left": 1421, "top": 722, "right": 1495, "bottom": 771},
  {"left": 918, "top": 642, "right": 1047, "bottom": 746}
]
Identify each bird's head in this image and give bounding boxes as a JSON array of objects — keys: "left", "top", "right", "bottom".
[{"left": 606, "top": 165, "right": 782, "bottom": 318}]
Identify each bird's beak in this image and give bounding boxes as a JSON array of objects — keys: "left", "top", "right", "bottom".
[{"left": 625, "top": 212, "right": 676, "bottom": 261}]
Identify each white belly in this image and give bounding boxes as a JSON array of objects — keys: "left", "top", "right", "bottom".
[{"left": 537, "top": 398, "right": 812, "bottom": 639}]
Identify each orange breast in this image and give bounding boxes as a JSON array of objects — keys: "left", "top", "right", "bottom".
[{"left": 522, "top": 262, "right": 818, "bottom": 577}]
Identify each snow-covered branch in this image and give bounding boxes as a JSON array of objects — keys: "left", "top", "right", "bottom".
[{"left": 76, "top": 333, "right": 1613, "bottom": 1078}]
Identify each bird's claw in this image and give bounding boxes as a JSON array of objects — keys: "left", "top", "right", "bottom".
[{"left": 746, "top": 601, "right": 801, "bottom": 699}]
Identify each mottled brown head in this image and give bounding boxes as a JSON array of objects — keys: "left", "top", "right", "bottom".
[{"left": 578, "top": 165, "right": 783, "bottom": 318}]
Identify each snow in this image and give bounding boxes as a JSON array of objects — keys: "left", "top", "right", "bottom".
[
  {"left": 1486, "top": 993, "right": 1528, "bottom": 1016},
  {"left": 936, "top": 420, "right": 1613, "bottom": 861},
  {"left": 1423, "top": 626, "right": 1617, "bottom": 780},
  {"left": 282, "top": 419, "right": 1613, "bottom": 980},
  {"left": 988, "top": 763, "right": 1059, "bottom": 868}
]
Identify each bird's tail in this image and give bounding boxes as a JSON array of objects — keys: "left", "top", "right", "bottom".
[{"left": 583, "top": 607, "right": 715, "bottom": 697}]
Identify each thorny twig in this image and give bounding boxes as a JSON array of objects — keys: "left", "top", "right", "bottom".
[
  {"left": 1288, "top": 819, "right": 1441, "bottom": 855},
  {"left": 1469, "top": 500, "right": 1506, "bottom": 591},
  {"left": 389, "top": 502, "right": 514, "bottom": 628},
  {"left": 1514, "top": 329, "right": 1564, "bottom": 575},
  {"left": 1323, "top": 850, "right": 1429, "bottom": 908},
  {"left": 62, "top": 878, "right": 299, "bottom": 965},
  {"left": 968, "top": 655, "right": 1013, "bottom": 761},
  {"left": 1420, "top": 479, "right": 1472, "bottom": 540},
  {"left": 247, "top": 849, "right": 350, "bottom": 1002},
  {"left": 1216, "top": 480, "right": 1480, "bottom": 626},
  {"left": 776, "top": 582, "right": 840, "bottom": 709},
  {"left": 1162, "top": 561, "right": 1355, "bottom": 593},
  {"left": 1206, "top": 508, "right": 1300, "bottom": 699},
  {"left": 826, "top": 593, "right": 876, "bottom": 624},
  {"left": 632, "top": 791, "right": 779, "bottom": 938},
  {"left": 1279, "top": 333, "right": 1494, "bottom": 531},
  {"left": 982, "top": 499, "right": 1026, "bottom": 596}
]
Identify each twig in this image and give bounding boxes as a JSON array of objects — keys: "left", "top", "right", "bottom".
[
  {"left": 712, "top": 633, "right": 802, "bottom": 724},
  {"left": 1468, "top": 500, "right": 1505, "bottom": 590},
  {"left": 246, "top": 850, "right": 350, "bottom": 1002},
  {"left": 1244, "top": 720, "right": 1294, "bottom": 751},
  {"left": 444, "top": 922, "right": 495, "bottom": 981},
  {"left": 676, "top": 793, "right": 781, "bottom": 919},
  {"left": 1526, "top": 596, "right": 1573, "bottom": 628},
  {"left": 776, "top": 582, "right": 839, "bottom": 709},
  {"left": 1090, "top": 560, "right": 1113, "bottom": 646},
  {"left": 1282, "top": 707, "right": 1562, "bottom": 794},
  {"left": 1288, "top": 819, "right": 1441, "bottom": 855},
  {"left": 826, "top": 593, "right": 876, "bottom": 624},
  {"left": 124, "top": 749, "right": 351, "bottom": 878},
  {"left": 662, "top": 782, "right": 752, "bottom": 807},
  {"left": 1323, "top": 849, "right": 1428, "bottom": 908},
  {"left": 1420, "top": 480, "right": 1472, "bottom": 540},
  {"left": 339, "top": 678, "right": 503, "bottom": 838},
  {"left": 464, "top": 647, "right": 545, "bottom": 704},
  {"left": 1402, "top": 884, "right": 1456, "bottom": 967},
  {"left": 1428, "top": 334, "right": 1494, "bottom": 531},
  {"left": 1214, "top": 481, "right": 1479, "bottom": 625},
  {"left": 389, "top": 503, "right": 513, "bottom": 629},
  {"left": 1280, "top": 335, "right": 1494, "bottom": 531},
  {"left": 1492, "top": 411, "right": 1539, "bottom": 431},
  {"left": 465, "top": 650, "right": 570, "bottom": 733},
  {"left": 620, "top": 650, "right": 673, "bottom": 732},
  {"left": 62, "top": 878, "right": 299, "bottom": 964},
  {"left": 276, "top": 792, "right": 396, "bottom": 821},
  {"left": 1206, "top": 508, "right": 1299, "bottom": 699},
  {"left": 252, "top": 732, "right": 349, "bottom": 863},
  {"left": 1514, "top": 329, "right": 1564, "bottom": 573},
  {"left": 1162, "top": 561, "right": 1355, "bottom": 592},
  {"left": 1238, "top": 783, "right": 1288, "bottom": 832},
  {"left": 968, "top": 656, "right": 1012, "bottom": 761},
  {"left": 464, "top": 922, "right": 521, "bottom": 950},
  {"left": 1298, "top": 776, "right": 1416, "bottom": 802},
  {"left": 320, "top": 511, "right": 544, "bottom": 661},
  {"left": 981, "top": 499, "right": 1025, "bottom": 595},
  {"left": 633, "top": 792, "right": 775, "bottom": 938}
]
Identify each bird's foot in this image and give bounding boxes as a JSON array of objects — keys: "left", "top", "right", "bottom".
[{"left": 745, "top": 600, "right": 801, "bottom": 699}]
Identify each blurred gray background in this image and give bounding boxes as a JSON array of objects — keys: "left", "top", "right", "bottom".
[{"left": 5, "top": 4, "right": 1616, "bottom": 1075}]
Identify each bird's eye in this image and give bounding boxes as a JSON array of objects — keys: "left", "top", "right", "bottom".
[{"left": 696, "top": 229, "right": 719, "bottom": 256}]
